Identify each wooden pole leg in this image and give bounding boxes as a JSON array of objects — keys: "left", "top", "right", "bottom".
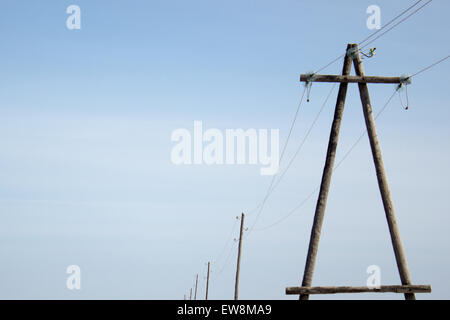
[
  {"left": 299, "top": 44, "right": 353, "bottom": 300},
  {"left": 234, "top": 213, "right": 245, "bottom": 300},
  {"left": 352, "top": 44, "right": 415, "bottom": 300}
]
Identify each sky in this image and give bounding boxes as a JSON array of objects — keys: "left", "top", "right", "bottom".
[{"left": 0, "top": 0, "right": 449, "bottom": 300}]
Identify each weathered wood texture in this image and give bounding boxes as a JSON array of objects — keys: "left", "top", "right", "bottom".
[
  {"left": 299, "top": 44, "right": 353, "bottom": 301},
  {"left": 300, "top": 74, "right": 403, "bottom": 84},
  {"left": 287, "top": 285, "right": 431, "bottom": 295},
  {"left": 205, "top": 261, "right": 210, "bottom": 300},
  {"left": 352, "top": 44, "right": 416, "bottom": 301},
  {"left": 234, "top": 213, "right": 245, "bottom": 300},
  {"left": 194, "top": 274, "right": 198, "bottom": 300}
]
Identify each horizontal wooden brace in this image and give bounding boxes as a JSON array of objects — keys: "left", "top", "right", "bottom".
[
  {"left": 286, "top": 285, "right": 431, "bottom": 295},
  {"left": 300, "top": 74, "right": 404, "bottom": 84}
]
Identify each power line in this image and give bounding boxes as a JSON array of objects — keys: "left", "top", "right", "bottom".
[
  {"left": 315, "top": 0, "right": 431, "bottom": 73},
  {"left": 279, "top": 87, "right": 308, "bottom": 168},
  {"left": 248, "top": 85, "right": 336, "bottom": 215},
  {"left": 359, "top": 0, "right": 425, "bottom": 47},
  {"left": 246, "top": 87, "right": 307, "bottom": 218},
  {"left": 253, "top": 89, "right": 398, "bottom": 231},
  {"left": 334, "top": 90, "right": 397, "bottom": 170},
  {"left": 213, "top": 239, "right": 236, "bottom": 279},
  {"left": 315, "top": 54, "right": 346, "bottom": 74},
  {"left": 410, "top": 54, "right": 450, "bottom": 78},
  {"left": 198, "top": 216, "right": 238, "bottom": 292},
  {"left": 247, "top": 84, "right": 336, "bottom": 237},
  {"left": 253, "top": 187, "right": 319, "bottom": 232},
  {"left": 213, "top": 217, "right": 239, "bottom": 265},
  {"left": 268, "top": 84, "right": 337, "bottom": 195},
  {"left": 246, "top": 87, "right": 307, "bottom": 232},
  {"left": 245, "top": 84, "right": 337, "bottom": 234},
  {"left": 360, "top": 0, "right": 433, "bottom": 50},
  {"left": 249, "top": 85, "right": 337, "bottom": 231}
]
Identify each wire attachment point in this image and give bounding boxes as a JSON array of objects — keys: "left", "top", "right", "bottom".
[
  {"left": 399, "top": 75, "right": 412, "bottom": 86},
  {"left": 346, "top": 47, "right": 359, "bottom": 60},
  {"left": 361, "top": 47, "right": 377, "bottom": 59},
  {"left": 397, "top": 75, "right": 412, "bottom": 110},
  {"left": 304, "top": 72, "right": 315, "bottom": 102}
]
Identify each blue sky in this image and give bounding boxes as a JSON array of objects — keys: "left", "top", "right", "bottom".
[{"left": 0, "top": 0, "right": 449, "bottom": 299}]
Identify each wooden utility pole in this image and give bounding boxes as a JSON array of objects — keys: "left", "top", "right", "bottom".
[
  {"left": 234, "top": 213, "right": 245, "bottom": 300},
  {"left": 189, "top": 288, "right": 192, "bottom": 300},
  {"left": 194, "top": 274, "right": 198, "bottom": 300},
  {"left": 286, "top": 43, "right": 430, "bottom": 300},
  {"left": 205, "top": 262, "right": 210, "bottom": 300}
]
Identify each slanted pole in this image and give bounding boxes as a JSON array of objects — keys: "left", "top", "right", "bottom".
[
  {"left": 234, "top": 213, "right": 245, "bottom": 300},
  {"left": 205, "top": 262, "right": 210, "bottom": 300},
  {"left": 300, "top": 44, "right": 353, "bottom": 300},
  {"left": 352, "top": 43, "right": 415, "bottom": 300},
  {"left": 194, "top": 274, "right": 198, "bottom": 300}
]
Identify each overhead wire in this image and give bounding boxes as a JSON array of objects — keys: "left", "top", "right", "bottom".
[
  {"left": 213, "top": 217, "right": 239, "bottom": 265},
  {"left": 254, "top": 89, "right": 398, "bottom": 231},
  {"left": 212, "top": 239, "right": 236, "bottom": 280},
  {"left": 244, "top": 84, "right": 337, "bottom": 235},
  {"left": 359, "top": 0, "right": 433, "bottom": 51},
  {"left": 315, "top": 0, "right": 430, "bottom": 73},
  {"left": 410, "top": 54, "right": 450, "bottom": 78},
  {"left": 246, "top": 87, "right": 307, "bottom": 233},
  {"left": 358, "top": 0, "right": 425, "bottom": 47},
  {"left": 268, "top": 84, "right": 337, "bottom": 195},
  {"left": 246, "top": 87, "right": 308, "bottom": 217}
]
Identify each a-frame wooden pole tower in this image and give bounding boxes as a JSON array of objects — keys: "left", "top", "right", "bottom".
[{"left": 286, "top": 44, "right": 431, "bottom": 300}]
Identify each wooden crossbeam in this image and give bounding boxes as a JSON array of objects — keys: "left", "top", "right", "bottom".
[
  {"left": 300, "top": 74, "right": 403, "bottom": 84},
  {"left": 286, "top": 285, "right": 432, "bottom": 295}
]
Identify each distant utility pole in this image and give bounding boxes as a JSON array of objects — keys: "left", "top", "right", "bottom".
[
  {"left": 234, "top": 213, "right": 245, "bottom": 300},
  {"left": 184, "top": 294, "right": 186, "bottom": 300},
  {"left": 194, "top": 274, "right": 198, "bottom": 300},
  {"left": 205, "top": 262, "right": 210, "bottom": 300},
  {"left": 189, "top": 288, "right": 192, "bottom": 300}
]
